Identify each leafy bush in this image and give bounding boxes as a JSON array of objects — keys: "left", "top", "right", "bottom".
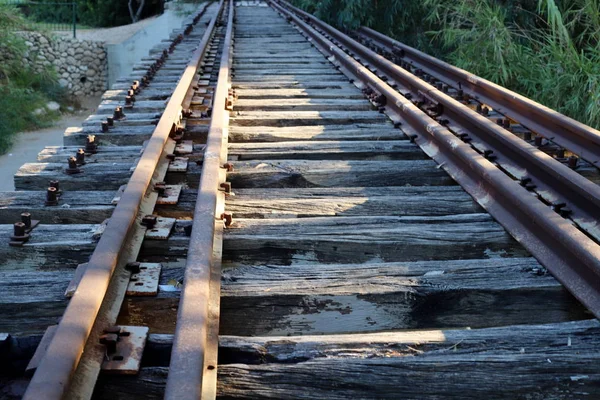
[
  {"left": 291, "top": 0, "right": 600, "bottom": 128},
  {"left": 0, "top": 4, "right": 64, "bottom": 154}
]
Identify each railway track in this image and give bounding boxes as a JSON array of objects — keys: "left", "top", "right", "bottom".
[{"left": 1, "top": 0, "right": 600, "bottom": 398}]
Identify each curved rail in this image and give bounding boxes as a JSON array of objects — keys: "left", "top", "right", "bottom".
[
  {"left": 271, "top": 0, "right": 600, "bottom": 317},
  {"left": 23, "top": 2, "right": 225, "bottom": 399},
  {"left": 164, "top": 0, "right": 234, "bottom": 398},
  {"left": 358, "top": 26, "right": 600, "bottom": 168}
]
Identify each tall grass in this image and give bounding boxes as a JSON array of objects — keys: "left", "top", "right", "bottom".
[{"left": 292, "top": 0, "right": 600, "bottom": 129}]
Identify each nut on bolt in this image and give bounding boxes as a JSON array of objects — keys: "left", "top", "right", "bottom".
[
  {"left": 141, "top": 215, "right": 158, "bottom": 229},
  {"left": 65, "top": 156, "right": 81, "bottom": 175},
  {"left": 126, "top": 262, "right": 141, "bottom": 273},
  {"left": 154, "top": 182, "right": 167, "bottom": 195},
  {"left": 76, "top": 149, "right": 86, "bottom": 165},
  {"left": 86, "top": 135, "right": 98, "bottom": 154},
  {"left": 222, "top": 162, "right": 234, "bottom": 172},
  {"left": 219, "top": 182, "right": 232, "bottom": 193},
  {"left": 568, "top": 155, "right": 579, "bottom": 169},
  {"left": 45, "top": 187, "right": 59, "bottom": 205},
  {"left": 11, "top": 222, "right": 29, "bottom": 242},
  {"left": 221, "top": 212, "right": 233, "bottom": 227},
  {"left": 21, "top": 212, "right": 32, "bottom": 229},
  {"left": 99, "top": 333, "right": 119, "bottom": 354}
]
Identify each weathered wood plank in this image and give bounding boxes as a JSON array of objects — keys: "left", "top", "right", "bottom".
[
  {"left": 88, "top": 320, "right": 600, "bottom": 399},
  {"left": 15, "top": 159, "right": 202, "bottom": 191},
  {"left": 233, "top": 82, "right": 355, "bottom": 90},
  {"left": 114, "top": 257, "right": 585, "bottom": 335},
  {"left": 220, "top": 214, "right": 529, "bottom": 265},
  {"left": 226, "top": 186, "right": 481, "bottom": 217},
  {"left": 231, "top": 111, "right": 388, "bottom": 126},
  {"left": 233, "top": 98, "right": 373, "bottom": 111},
  {"left": 234, "top": 69, "right": 341, "bottom": 77},
  {"left": 82, "top": 113, "right": 160, "bottom": 127},
  {"left": 235, "top": 88, "right": 363, "bottom": 99},
  {"left": 228, "top": 140, "right": 424, "bottom": 160},
  {"left": 97, "top": 100, "right": 167, "bottom": 114},
  {"left": 64, "top": 125, "right": 208, "bottom": 146},
  {"left": 102, "top": 89, "right": 172, "bottom": 101},
  {"left": 227, "top": 160, "right": 453, "bottom": 188},
  {"left": 15, "top": 162, "right": 134, "bottom": 191},
  {"left": 229, "top": 124, "right": 403, "bottom": 142},
  {"left": 0, "top": 191, "right": 115, "bottom": 224},
  {"left": 231, "top": 75, "right": 349, "bottom": 83},
  {"left": 0, "top": 185, "right": 476, "bottom": 223},
  {"left": 0, "top": 223, "right": 97, "bottom": 271},
  {"left": 37, "top": 145, "right": 204, "bottom": 164},
  {"left": 8, "top": 256, "right": 584, "bottom": 336},
  {"left": 37, "top": 146, "right": 143, "bottom": 163}
]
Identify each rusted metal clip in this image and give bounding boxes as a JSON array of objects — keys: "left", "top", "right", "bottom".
[{"left": 99, "top": 326, "right": 148, "bottom": 374}]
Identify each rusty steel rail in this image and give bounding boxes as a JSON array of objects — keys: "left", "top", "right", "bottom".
[
  {"left": 270, "top": 0, "right": 600, "bottom": 317},
  {"left": 164, "top": 0, "right": 233, "bottom": 398},
  {"left": 23, "top": 2, "right": 225, "bottom": 399},
  {"left": 358, "top": 26, "right": 600, "bottom": 168},
  {"left": 285, "top": 7, "right": 600, "bottom": 247}
]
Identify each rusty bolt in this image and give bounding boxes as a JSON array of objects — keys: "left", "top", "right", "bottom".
[
  {"left": 65, "top": 156, "right": 81, "bottom": 175},
  {"left": 21, "top": 212, "right": 32, "bottom": 228},
  {"left": 114, "top": 106, "right": 124, "bottom": 120},
  {"left": 154, "top": 182, "right": 167, "bottom": 194},
  {"left": 222, "top": 162, "right": 234, "bottom": 172},
  {"left": 45, "top": 187, "right": 58, "bottom": 206},
  {"left": 483, "top": 150, "right": 496, "bottom": 161},
  {"left": 126, "top": 262, "right": 141, "bottom": 273},
  {"left": 76, "top": 149, "right": 86, "bottom": 165},
  {"left": 534, "top": 136, "right": 544, "bottom": 147},
  {"left": 107, "top": 117, "right": 114, "bottom": 127},
  {"left": 219, "top": 182, "right": 232, "bottom": 193},
  {"left": 221, "top": 212, "right": 233, "bottom": 227},
  {"left": 556, "top": 148, "right": 565, "bottom": 159},
  {"left": 141, "top": 215, "right": 158, "bottom": 229},
  {"left": 482, "top": 106, "right": 489, "bottom": 116},
  {"left": 99, "top": 333, "right": 118, "bottom": 354},
  {"left": 523, "top": 131, "right": 532, "bottom": 141},
  {"left": 125, "top": 96, "right": 134, "bottom": 107},
  {"left": 86, "top": 135, "right": 98, "bottom": 154},
  {"left": 101, "top": 121, "right": 109, "bottom": 133},
  {"left": 11, "top": 222, "right": 29, "bottom": 242},
  {"left": 568, "top": 155, "right": 579, "bottom": 169}
]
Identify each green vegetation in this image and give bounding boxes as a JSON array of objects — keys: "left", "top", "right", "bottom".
[
  {"left": 292, "top": 0, "right": 600, "bottom": 129},
  {"left": 0, "top": 4, "right": 66, "bottom": 154}
]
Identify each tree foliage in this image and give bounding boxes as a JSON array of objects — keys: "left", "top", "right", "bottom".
[{"left": 291, "top": 0, "right": 600, "bottom": 128}]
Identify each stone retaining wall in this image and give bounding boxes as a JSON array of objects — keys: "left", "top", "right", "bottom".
[{"left": 19, "top": 32, "right": 107, "bottom": 96}]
